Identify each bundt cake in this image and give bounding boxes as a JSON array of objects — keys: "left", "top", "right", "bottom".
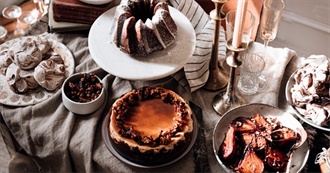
[
  {"left": 108, "top": 86, "right": 194, "bottom": 165},
  {"left": 112, "top": 0, "right": 178, "bottom": 56}
]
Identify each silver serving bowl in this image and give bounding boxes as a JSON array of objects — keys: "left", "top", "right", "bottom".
[
  {"left": 286, "top": 70, "right": 330, "bottom": 132},
  {"left": 213, "top": 103, "right": 309, "bottom": 173}
]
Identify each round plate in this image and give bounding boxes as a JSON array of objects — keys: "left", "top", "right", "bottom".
[
  {"left": 286, "top": 71, "right": 330, "bottom": 132},
  {"left": 79, "top": 0, "right": 112, "bottom": 5},
  {"left": 0, "top": 36, "right": 75, "bottom": 106},
  {"left": 88, "top": 6, "right": 196, "bottom": 81},
  {"left": 213, "top": 103, "right": 309, "bottom": 173},
  {"left": 102, "top": 110, "right": 198, "bottom": 168}
]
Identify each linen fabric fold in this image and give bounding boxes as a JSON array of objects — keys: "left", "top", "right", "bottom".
[
  {"left": 170, "top": 0, "right": 227, "bottom": 92},
  {"left": 241, "top": 42, "right": 297, "bottom": 107},
  {"left": 0, "top": 0, "right": 298, "bottom": 172}
]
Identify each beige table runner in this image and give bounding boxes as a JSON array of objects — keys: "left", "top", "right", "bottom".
[{"left": 0, "top": 0, "right": 297, "bottom": 172}]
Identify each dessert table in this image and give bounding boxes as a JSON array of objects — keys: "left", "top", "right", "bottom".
[{"left": 0, "top": 0, "right": 329, "bottom": 172}]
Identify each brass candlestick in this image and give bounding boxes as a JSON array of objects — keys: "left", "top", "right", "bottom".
[
  {"left": 203, "top": 0, "right": 229, "bottom": 91},
  {"left": 212, "top": 47, "right": 246, "bottom": 115},
  {"left": 212, "top": 9, "right": 256, "bottom": 115}
]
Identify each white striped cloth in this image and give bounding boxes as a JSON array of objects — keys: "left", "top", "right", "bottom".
[{"left": 170, "top": 0, "right": 227, "bottom": 92}]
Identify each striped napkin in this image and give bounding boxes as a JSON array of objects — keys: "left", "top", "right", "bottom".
[{"left": 170, "top": 0, "right": 227, "bottom": 92}]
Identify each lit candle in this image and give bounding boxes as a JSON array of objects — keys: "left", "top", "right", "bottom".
[{"left": 232, "top": 0, "right": 248, "bottom": 48}]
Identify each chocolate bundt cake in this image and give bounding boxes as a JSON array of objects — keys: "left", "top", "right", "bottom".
[
  {"left": 108, "top": 87, "right": 193, "bottom": 165},
  {"left": 112, "top": 0, "right": 178, "bottom": 56}
]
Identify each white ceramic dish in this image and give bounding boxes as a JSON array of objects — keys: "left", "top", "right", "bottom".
[
  {"left": 0, "top": 36, "right": 75, "bottom": 106},
  {"left": 88, "top": 6, "right": 196, "bottom": 81},
  {"left": 213, "top": 103, "right": 310, "bottom": 173},
  {"left": 62, "top": 73, "right": 105, "bottom": 115},
  {"left": 286, "top": 71, "right": 330, "bottom": 132},
  {"left": 79, "top": 0, "right": 112, "bottom": 5},
  {"left": 102, "top": 110, "right": 198, "bottom": 168}
]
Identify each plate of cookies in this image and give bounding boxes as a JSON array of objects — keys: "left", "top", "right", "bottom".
[{"left": 0, "top": 35, "right": 75, "bottom": 106}]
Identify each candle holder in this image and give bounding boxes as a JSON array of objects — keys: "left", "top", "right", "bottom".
[
  {"left": 212, "top": 47, "right": 246, "bottom": 115},
  {"left": 203, "top": 0, "right": 229, "bottom": 91},
  {"left": 212, "top": 9, "right": 255, "bottom": 115}
]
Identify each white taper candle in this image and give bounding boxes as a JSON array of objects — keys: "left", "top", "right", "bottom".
[{"left": 232, "top": 0, "right": 248, "bottom": 48}]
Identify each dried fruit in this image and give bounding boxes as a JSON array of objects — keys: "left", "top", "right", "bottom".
[{"left": 65, "top": 73, "right": 103, "bottom": 103}]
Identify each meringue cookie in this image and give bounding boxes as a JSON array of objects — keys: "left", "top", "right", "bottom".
[
  {"left": 0, "top": 46, "right": 13, "bottom": 74},
  {"left": 6, "top": 63, "right": 19, "bottom": 86},
  {"left": 11, "top": 38, "right": 42, "bottom": 70},
  {"left": 34, "top": 36, "right": 51, "bottom": 55},
  {"left": 291, "top": 55, "right": 330, "bottom": 126},
  {"left": 34, "top": 54, "right": 66, "bottom": 91},
  {"left": 6, "top": 63, "right": 39, "bottom": 93}
]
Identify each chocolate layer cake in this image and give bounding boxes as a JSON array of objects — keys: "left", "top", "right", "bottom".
[{"left": 52, "top": 0, "right": 115, "bottom": 25}]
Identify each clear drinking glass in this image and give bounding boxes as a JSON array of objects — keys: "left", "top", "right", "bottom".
[
  {"left": 238, "top": 53, "right": 266, "bottom": 95},
  {"left": 259, "top": 0, "right": 285, "bottom": 67},
  {"left": 15, "top": 11, "right": 39, "bottom": 36}
]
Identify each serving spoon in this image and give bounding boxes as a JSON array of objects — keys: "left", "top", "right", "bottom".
[{"left": 285, "top": 127, "right": 308, "bottom": 173}]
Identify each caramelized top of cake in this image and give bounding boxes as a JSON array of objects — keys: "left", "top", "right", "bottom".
[
  {"left": 109, "top": 87, "right": 193, "bottom": 150},
  {"left": 124, "top": 99, "right": 176, "bottom": 139}
]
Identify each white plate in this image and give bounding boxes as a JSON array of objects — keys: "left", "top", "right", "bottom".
[
  {"left": 79, "top": 0, "right": 112, "bottom": 5},
  {"left": 102, "top": 109, "right": 198, "bottom": 168},
  {"left": 88, "top": 6, "right": 196, "bottom": 81},
  {"left": 0, "top": 36, "right": 75, "bottom": 106},
  {"left": 213, "top": 103, "right": 309, "bottom": 173},
  {"left": 286, "top": 71, "right": 330, "bottom": 132}
]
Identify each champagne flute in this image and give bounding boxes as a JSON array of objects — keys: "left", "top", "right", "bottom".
[{"left": 259, "top": 0, "right": 285, "bottom": 67}]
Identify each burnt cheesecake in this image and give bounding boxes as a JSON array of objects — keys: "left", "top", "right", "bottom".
[{"left": 108, "top": 86, "right": 194, "bottom": 164}]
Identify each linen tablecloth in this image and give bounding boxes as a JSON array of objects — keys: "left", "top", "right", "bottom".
[{"left": 0, "top": 0, "right": 297, "bottom": 172}]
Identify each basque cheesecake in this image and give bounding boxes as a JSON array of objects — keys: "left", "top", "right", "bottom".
[{"left": 108, "top": 86, "right": 194, "bottom": 164}]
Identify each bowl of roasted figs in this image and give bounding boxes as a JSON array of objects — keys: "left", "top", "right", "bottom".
[{"left": 213, "top": 103, "right": 309, "bottom": 173}]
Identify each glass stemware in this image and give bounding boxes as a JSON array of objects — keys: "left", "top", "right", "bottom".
[
  {"left": 33, "top": 0, "right": 50, "bottom": 19},
  {"left": 2, "top": 5, "right": 22, "bottom": 20},
  {"left": 2, "top": 5, "right": 22, "bottom": 39},
  {"left": 15, "top": 11, "right": 39, "bottom": 36},
  {"left": 0, "top": 26, "right": 8, "bottom": 43},
  {"left": 259, "top": 0, "right": 285, "bottom": 67}
]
